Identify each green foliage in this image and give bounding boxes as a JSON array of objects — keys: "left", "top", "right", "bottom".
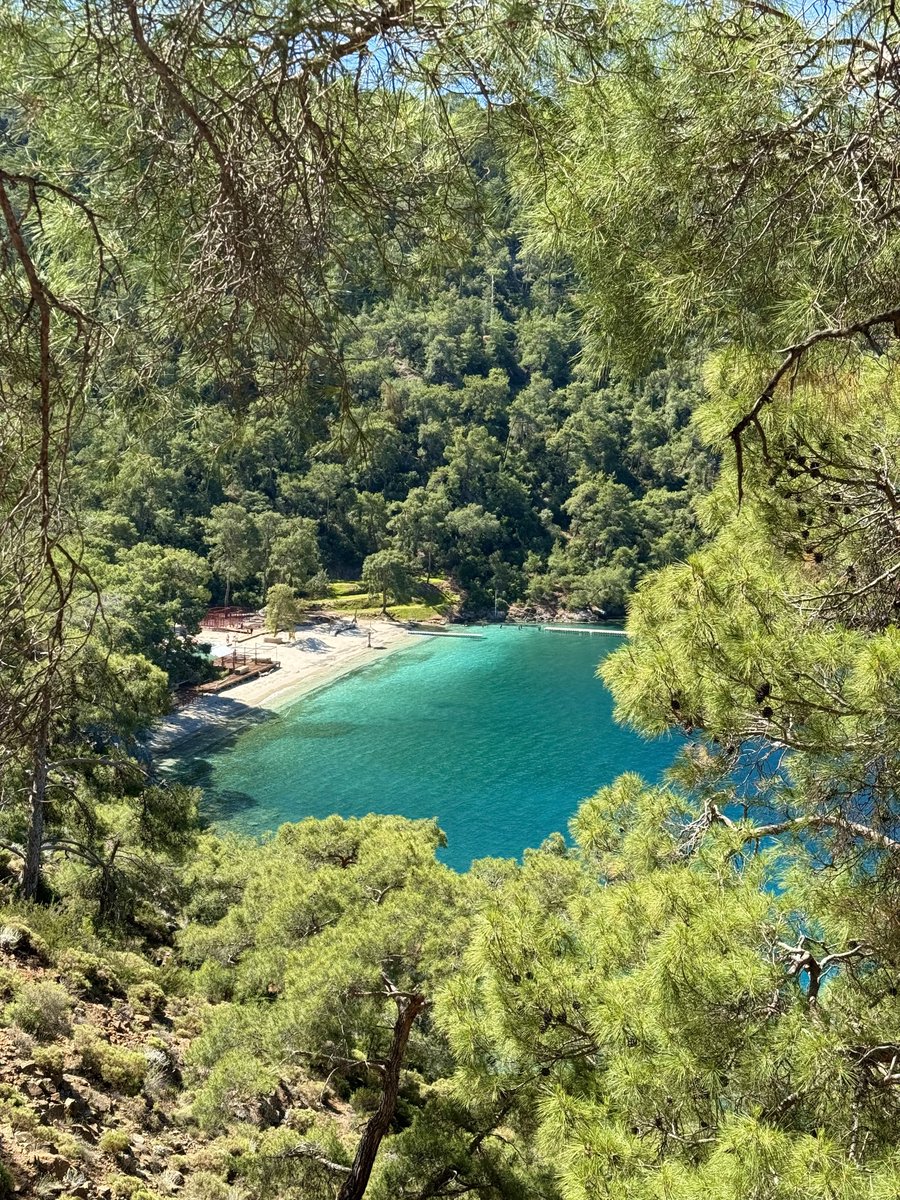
[
  {"left": 367, "top": 1093, "right": 557, "bottom": 1199},
  {"left": 87, "top": 541, "right": 212, "bottom": 681},
  {"left": 362, "top": 550, "right": 415, "bottom": 612},
  {"left": 8, "top": 4, "right": 900, "bottom": 1199},
  {"left": 182, "top": 814, "right": 476, "bottom": 1196},
  {"left": 509, "top": 0, "right": 896, "bottom": 366},
  {"left": 434, "top": 776, "right": 900, "bottom": 1198},
  {"left": 190, "top": 1053, "right": 282, "bottom": 1132},
  {"left": 5, "top": 981, "right": 72, "bottom": 1041},
  {"left": 74, "top": 235, "right": 708, "bottom": 625},
  {"left": 0, "top": 921, "right": 47, "bottom": 960},
  {"left": 32, "top": 1044, "right": 65, "bottom": 1078},
  {"left": 0, "top": 968, "right": 19, "bottom": 1002},
  {"left": 203, "top": 506, "right": 262, "bottom": 610},
  {"left": 235, "top": 1125, "right": 351, "bottom": 1199},
  {"left": 268, "top": 518, "right": 322, "bottom": 594},
  {"left": 74, "top": 1026, "right": 148, "bottom": 1094},
  {"left": 99, "top": 1129, "right": 133, "bottom": 1155},
  {"left": 305, "top": 577, "right": 457, "bottom": 621},
  {"left": 127, "top": 980, "right": 166, "bottom": 1016},
  {"left": 48, "top": 782, "right": 201, "bottom": 931},
  {"left": 103, "top": 951, "right": 158, "bottom": 990},
  {"left": 182, "top": 1171, "right": 232, "bottom": 1200},
  {"left": 0, "top": 1086, "right": 41, "bottom": 1133},
  {"left": 56, "top": 949, "right": 118, "bottom": 996},
  {"left": 264, "top": 584, "right": 299, "bottom": 637},
  {"left": 104, "top": 1175, "right": 149, "bottom": 1199}
]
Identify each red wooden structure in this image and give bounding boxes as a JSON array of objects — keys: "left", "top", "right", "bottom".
[{"left": 201, "top": 606, "right": 263, "bottom": 632}]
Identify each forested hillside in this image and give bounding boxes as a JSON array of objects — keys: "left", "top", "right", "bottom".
[
  {"left": 75, "top": 232, "right": 711, "bottom": 640},
  {"left": 4, "top": 0, "right": 900, "bottom": 1198}
]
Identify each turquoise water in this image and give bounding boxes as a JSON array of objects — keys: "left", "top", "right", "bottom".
[{"left": 178, "top": 626, "right": 677, "bottom": 870}]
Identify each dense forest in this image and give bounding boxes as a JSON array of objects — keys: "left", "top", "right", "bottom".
[
  {"left": 75, "top": 230, "right": 711, "bottom": 647},
  {"left": 3, "top": 0, "right": 900, "bottom": 1198}
]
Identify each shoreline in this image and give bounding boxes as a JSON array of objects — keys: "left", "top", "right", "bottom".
[
  {"left": 147, "top": 616, "right": 626, "bottom": 761},
  {"left": 147, "top": 619, "right": 422, "bottom": 758}
]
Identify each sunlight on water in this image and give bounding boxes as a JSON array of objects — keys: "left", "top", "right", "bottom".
[{"left": 175, "top": 625, "right": 676, "bottom": 870}]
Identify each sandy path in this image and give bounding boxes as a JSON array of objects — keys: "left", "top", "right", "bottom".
[{"left": 148, "top": 620, "right": 421, "bottom": 756}]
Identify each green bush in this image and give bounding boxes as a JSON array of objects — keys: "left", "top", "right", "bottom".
[
  {"left": 191, "top": 1053, "right": 281, "bottom": 1131},
  {"left": 105, "top": 951, "right": 155, "bottom": 989},
  {"left": 105, "top": 1175, "right": 142, "bottom": 1199},
  {"left": 99, "top": 1129, "right": 132, "bottom": 1155},
  {"left": 49, "top": 1130, "right": 94, "bottom": 1163},
  {"left": 74, "top": 1026, "right": 147, "bottom": 1094},
  {"left": 183, "top": 1171, "right": 231, "bottom": 1200},
  {"left": 56, "top": 949, "right": 119, "bottom": 996},
  {"left": 349, "top": 1085, "right": 381, "bottom": 1115},
  {"left": 237, "top": 1125, "right": 348, "bottom": 1195},
  {"left": 0, "top": 1159, "right": 14, "bottom": 1200},
  {"left": 0, "top": 968, "right": 20, "bottom": 1001},
  {"left": 5, "top": 980, "right": 71, "bottom": 1040},
  {"left": 0, "top": 1087, "right": 39, "bottom": 1133},
  {"left": 0, "top": 900, "right": 96, "bottom": 957},
  {"left": 0, "top": 922, "right": 47, "bottom": 960},
  {"left": 191, "top": 961, "right": 233, "bottom": 1003},
  {"left": 127, "top": 980, "right": 166, "bottom": 1015},
  {"left": 155, "top": 962, "right": 188, "bottom": 998},
  {"left": 32, "top": 1044, "right": 66, "bottom": 1077},
  {"left": 180, "top": 1134, "right": 252, "bottom": 1177}
]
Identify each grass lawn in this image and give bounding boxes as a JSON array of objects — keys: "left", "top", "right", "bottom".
[
  {"left": 304, "top": 577, "right": 459, "bottom": 622},
  {"left": 328, "top": 580, "right": 366, "bottom": 597}
]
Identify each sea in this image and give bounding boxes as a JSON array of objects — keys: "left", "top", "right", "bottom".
[{"left": 172, "top": 624, "right": 677, "bottom": 870}]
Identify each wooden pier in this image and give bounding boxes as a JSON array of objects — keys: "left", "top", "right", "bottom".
[
  {"left": 403, "top": 624, "right": 625, "bottom": 640},
  {"left": 538, "top": 625, "right": 627, "bottom": 637},
  {"left": 197, "top": 651, "right": 279, "bottom": 694}
]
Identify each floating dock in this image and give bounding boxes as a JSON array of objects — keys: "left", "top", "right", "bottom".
[
  {"left": 538, "top": 625, "right": 627, "bottom": 636},
  {"left": 404, "top": 623, "right": 626, "bottom": 640}
]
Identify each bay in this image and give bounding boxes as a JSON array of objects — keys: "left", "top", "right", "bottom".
[{"left": 176, "top": 625, "right": 676, "bottom": 870}]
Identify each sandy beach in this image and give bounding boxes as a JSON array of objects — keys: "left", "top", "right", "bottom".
[{"left": 148, "top": 619, "right": 420, "bottom": 756}]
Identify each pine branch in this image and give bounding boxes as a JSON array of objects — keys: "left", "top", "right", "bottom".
[{"left": 730, "top": 306, "right": 900, "bottom": 503}]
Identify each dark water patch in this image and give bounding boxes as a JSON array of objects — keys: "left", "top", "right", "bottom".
[{"left": 199, "top": 787, "right": 262, "bottom": 823}]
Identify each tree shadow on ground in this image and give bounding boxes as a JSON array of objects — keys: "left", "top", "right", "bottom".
[{"left": 149, "top": 695, "right": 279, "bottom": 762}]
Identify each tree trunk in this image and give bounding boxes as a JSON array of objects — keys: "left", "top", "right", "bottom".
[
  {"left": 224, "top": 575, "right": 231, "bottom": 610},
  {"left": 0, "top": 181, "right": 58, "bottom": 904},
  {"left": 97, "top": 839, "right": 121, "bottom": 922},
  {"left": 23, "top": 694, "right": 51, "bottom": 900},
  {"left": 336, "top": 993, "right": 426, "bottom": 1200}
]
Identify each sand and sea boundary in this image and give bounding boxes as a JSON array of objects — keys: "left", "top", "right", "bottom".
[{"left": 148, "top": 619, "right": 420, "bottom": 757}]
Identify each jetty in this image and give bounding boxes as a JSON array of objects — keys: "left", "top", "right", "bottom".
[{"left": 538, "top": 625, "right": 627, "bottom": 636}]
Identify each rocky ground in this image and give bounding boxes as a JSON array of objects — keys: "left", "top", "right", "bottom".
[
  {"left": 0, "top": 924, "right": 197, "bottom": 1198},
  {"left": 0, "top": 923, "right": 353, "bottom": 1200}
]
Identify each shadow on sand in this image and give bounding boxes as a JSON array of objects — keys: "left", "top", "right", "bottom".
[{"left": 150, "top": 694, "right": 279, "bottom": 761}]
